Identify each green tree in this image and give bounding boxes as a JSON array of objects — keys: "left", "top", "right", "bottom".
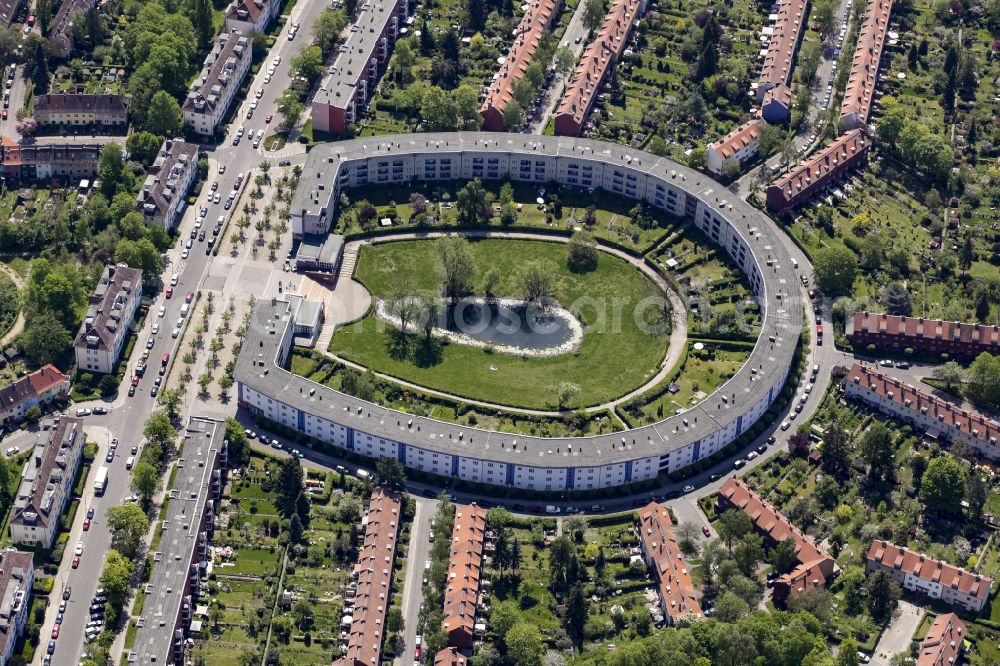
[
  {"left": 550, "top": 381, "right": 580, "bottom": 410},
  {"left": 821, "top": 425, "right": 851, "bottom": 478},
  {"left": 866, "top": 569, "right": 900, "bottom": 623},
  {"left": 966, "top": 352, "right": 1000, "bottom": 412},
  {"left": 19, "top": 312, "right": 71, "bottom": 365},
  {"left": 105, "top": 504, "right": 150, "bottom": 560},
  {"left": 565, "top": 583, "right": 588, "bottom": 648},
  {"left": 505, "top": 623, "right": 544, "bottom": 666},
  {"left": 375, "top": 457, "right": 406, "bottom": 488},
  {"left": 717, "top": 509, "right": 752, "bottom": 554},
  {"left": 734, "top": 533, "right": 765, "bottom": 578},
  {"left": 289, "top": 512, "right": 304, "bottom": 543},
  {"left": 291, "top": 45, "right": 324, "bottom": 84},
  {"left": 131, "top": 461, "right": 163, "bottom": 506},
  {"left": 437, "top": 236, "right": 476, "bottom": 301},
  {"left": 277, "top": 455, "right": 304, "bottom": 516},
  {"left": 98, "top": 143, "right": 129, "bottom": 200},
  {"left": 421, "top": 86, "right": 459, "bottom": 130},
  {"left": 813, "top": 245, "right": 857, "bottom": 295},
  {"left": 25, "top": 34, "right": 48, "bottom": 91},
  {"left": 568, "top": 230, "right": 598, "bottom": 272},
  {"left": 313, "top": 9, "right": 349, "bottom": 55},
  {"left": 99, "top": 550, "right": 135, "bottom": 626},
  {"left": 770, "top": 537, "right": 799, "bottom": 574},
  {"left": 158, "top": 387, "right": 182, "bottom": 419},
  {"left": 687, "top": 146, "right": 707, "bottom": 169},
  {"left": 860, "top": 422, "right": 894, "bottom": 483},
  {"left": 932, "top": 361, "right": 966, "bottom": 392},
  {"left": 516, "top": 260, "right": 557, "bottom": 303},
  {"left": 126, "top": 132, "right": 165, "bottom": 167},
  {"left": 193, "top": 0, "right": 213, "bottom": 48},
  {"left": 224, "top": 417, "right": 248, "bottom": 464},
  {"left": 277, "top": 90, "right": 305, "bottom": 133},
  {"left": 714, "top": 590, "right": 750, "bottom": 622},
  {"left": 836, "top": 638, "right": 861, "bottom": 666},
  {"left": 503, "top": 99, "right": 523, "bottom": 130},
  {"left": 143, "top": 410, "right": 176, "bottom": 453},
  {"left": 146, "top": 90, "right": 183, "bottom": 137},
  {"left": 582, "top": 0, "right": 605, "bottom": 32},
  {"left": 966, "top": 470, "right": 989, "bottom": 522},
  {"left": 920, "top": 456, "right": 967, "bottom": 512}
]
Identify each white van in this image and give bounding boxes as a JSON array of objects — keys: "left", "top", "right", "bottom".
[
  {"left": 791, "top": 258, "right": 799, "bottom": 269},
  {"left": 125, "top": 456, "right": 135, "bottom": 470},
  {"left": 180, "top": 303, "right": 190, "bottom": 317}
]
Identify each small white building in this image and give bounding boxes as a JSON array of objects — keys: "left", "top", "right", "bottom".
[
  {"left": 183, "top": 31, "right": 252, "bottom": 136},
  {"left": 224, "top": 0, "right": 279, "bottom": 33},
  {"left": 0, "top": 550, "right": 34, "bottom": 666},
  {"left": 706, "top": 118, "right": 764, "bottom": 175},
  {"left": 74, "top": 265, "right": 144, "bottom": 375}
]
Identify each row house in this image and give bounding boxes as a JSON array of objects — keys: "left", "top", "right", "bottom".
[
  {"left": 637, "top": 502, "right": 702, "bottom": 624},
  {"left": 866, "top": 541, "right": 991, "bottom": 613},
  {"left": 846, "top": 311, "right": 1000, "bottom": 360},
  {"left": 48, "top": 0, "right": 96, "bottom": 58},
  {"left": 442, "top": 504, "right": 487, "bottom": 648},
  {"left": 311, "top": 0, "right": 407, "bottom": 134},
  {"left": 183, "top": 31, "right": 252, "bottom": 136},
  {"left": 10, "top": 417, "right": 83, "bottom": 549},
  {"left": 840, "top": 0, "right": 893, "bottom": 130},
  {"left": 916, "top": 613, "right": 966, "bottom": 666},
  {"left": 844, "top": 363, "right": 1000, "bottom": 461},
  {"left": 706, "top": 118, "right": 765, "bottom": 175},
  {"left": 756, "top": 0, "right": 808, "bottom": 120},
  {"left": 766, "top": 129, "right": 869, "bottom": 212},
  {"left": 553, "top": 0, "right": 646, "bottom": 136},
  {"left": 74, "top": 264, "right": 143, "bottom": 375},
  {"left": 480, "top": 0, "right": 562, "bottom": 131},
  {"left": 717, "top": 478, "right": 836, "bottom": 605},
  {"left": 0, "top": 136, "right": 102, "bottom": 180},
  {"left": 0, "top": 0, "right": 21, "bottom": 27},
  {"left": 34, "top": 94, "right": 127, "bottom": 126},
  {"left": 0, "top": 365, "right": 70, "bottom": 428},
  {"left": 135, "top": 139, "right": 198, "bottom": 232}
]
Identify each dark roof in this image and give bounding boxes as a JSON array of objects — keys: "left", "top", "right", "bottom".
[
  {"left": 0, "top": 550, "right": 34, "bottom": 660},
  {"left": 183, "top": 31, "right": 251, "bottom": 115},
  {"left": 74, "top": 264, "right": 143, "bottom": 352},
  {"left": 11, "top": 417, "right": 83, "bottom": 529},
  {"left": 0, "top": 365, "right": 69, "bottom": 416},
  {"left": 135, "top": 139, "right": 198, "bottom": 218},
  {"left": 34, "top": 94, "right": 127, "bottom": 116}
]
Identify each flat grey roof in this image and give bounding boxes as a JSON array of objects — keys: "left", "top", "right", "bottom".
[
  {"left": 296, "top": 233, "right": 344, "bottom": 265},
  {"left": 129, "top": 417, "right": 224, "bottom": 665},
  {"left": 247, "top": 133, "right": 802, "bottom": 469}
]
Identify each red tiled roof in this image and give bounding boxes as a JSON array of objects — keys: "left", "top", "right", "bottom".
[
  {"left": 840, "top": 0, "right": 893, "bottom": 127},
  {"left": 758, "top": 0, "right": 808, "bottom": 89},
  {"left": 708, "top": 118, "right": 765, "bottom": 160},
  {"left": 554, "top": 0, "right": 641, "bottom": 134},
  {"left": 480, "top": 0, "right": 560, "bottom": 130},
  {"left": 768, "top": 129, "right": 869, "bottom": 203},
  {"left": 337, "top": 488, "right": 402, "bottom": 666},
  {"left": 776, "top": 557, "right": 829, "bottom": 599},
  {"left": 441, "top": 504, "right": 487, "bottom": 647},
  {"left": 867, "top": 540, "right": 992, "bottom": 603},
  {"left": 845, "top": 363, "right": 1000, "bottom": 448},
  {"left": 760, "top": 82, "right": 792, "bottom": 111},
  {"left": 433, "top": 647, "right": 468, "bottom": 666},
  {"left": 34, "top": 94, "right": 127, "bottom": 116},
  {"left": 637, "top": 502, "right": 702, "bottom": 621},
  {"left": 917, "top": 613, "right": 966, "bottom": 666},
  {"left": 27, "top": 365, "right": 71, "bottom": 396},
  {"left": 848, "top": 311, "right": 1000, "bottom": 354}
]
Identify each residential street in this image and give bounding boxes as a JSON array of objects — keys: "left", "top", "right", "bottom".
[
  {"left": 394, "top": 497, "right": 435, "bottom": 666},
  {"left": 870, "top": 600, "right": 924, "bottom": 665},
  {"left": 529, "top": 0, "right": 592, "bottom": 134}
]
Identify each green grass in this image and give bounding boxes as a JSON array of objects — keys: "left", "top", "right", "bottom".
[{"left": 330, "top": 239, "right": 669, "bottom": 409}]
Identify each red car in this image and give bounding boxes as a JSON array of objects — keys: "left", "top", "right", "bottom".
[
  {"left": 131, "top": 375, "right": 140, "bottom": 387},
  {"left": 1, "top": 109, "right": 6, "bottom": 120},
  {"left": 71, "top": 556, "right": 80, "bottom": 569},
  {"left": 82, "top": 518, "right": 90, "bottom": 531},
  {"left": 51, "top": 626, "right": 59, "bottom": 639},
  {"left": 701, "top": 525, "right": 711, "bottom": 537},
  {"left": 185, "top": 291, "right": 194, "bottom": 303},
  {"left": 265, "top": 113, "right": 273, "bottom": 123},
  {"left": 165, "top": 287, "right": 173, "bottom": 299}
]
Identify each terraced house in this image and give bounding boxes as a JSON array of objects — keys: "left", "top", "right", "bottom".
[
  {"left": 706, "top": 119, "right": 765, "bottom": 176},
  {"left": 0, "top": 137, "right": 103, "bottom": 180},
  {"left": 916, "top": 613, "right": 966, "bottom": 666},
  {"left": 441, "top": 504, "right": 487, "bottom": 649},
  {"left": 10, "top": 417, "right": 84, "bottom": 549},
  {"left": 844, "top": 363, "right": 1000, "bottom": 461},
  {"left": 0, "top": 365, "right": 70, "bottom": 428},
  {"left": 311, "top": 0, "right": 407, "bottom": 134},
  {"left": 183, "top": 31, "right": 252, "bottom": 136},
  {"left": 637, "top": 502, "right": 702, "bottom": 624},
  {"left": 840, "top": 0, "right": 893, "bottom": 130},
  {"left": 866, "top": 541, "right": 992, "bottom": 613},
  {"left": 766, "top": 129, "right": 869, "bottom": 211},
  {"left": 846, "top": 312, "right": 1000, "bottom": 360},
  {"left": 33, "top": 94, "right": 128, "bottom": 127},
  {"left": 135, "top": 139, "right": 199, "bottom": 232}
]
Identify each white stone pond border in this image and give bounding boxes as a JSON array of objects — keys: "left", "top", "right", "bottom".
[{"left": 373, "top": 295, "right": 585, "bottom": 358}]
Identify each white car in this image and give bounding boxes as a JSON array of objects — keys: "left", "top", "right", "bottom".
[
  {"left": 263, "top": 74, "right": 271, "bottom": 84},
  {"left": 266, "top": 66, "right": 275, "bottom": 76},
  {"left": 185, "top": 238, "right": 193, "bottom": 249},
  {"left": 157, "top": 305, "right": 165, "bottom": 317},
  {"left": 181, "top": 248, "right": 189, "bottom": 259},
  {"left": 211, "top": 181, "right": 219, "bottom": 191},
  {"left": 194, "top": 217, "right": 203, "bottom": 228},
  {"left": 170, "top": 273, "right": 179, "bottom": 286},
  {"left": 250, "top": 99, "right": 258, "bottom": 110},
  {"left": 74, "top": 542, "right": 84, "bottom": 556},
  {"left": 218, "top": 164, "right": 226, "bottom": 174},
  {"left": 256, "top": 88, "right": 263, "bottom": 98},
  {"left": 213, "top": 192, "right": 221, "bottom": 204},
  {"left": 172, "top": 328, "right": 180, "bottom": 338},
  {"left": 151, "top": 323, "right": 160, "bottom": 334},
  {"left": 237, "top": 126, "right": 245, "bottom": 137},
  {"left": 746, "top": 451, "right": 758, "bottom": 460},
  {"left": 273, "top": 56, "right": 280, "bottom": 66},
  {"left": 780, "top": 421, "right": 790, "bottom": 431},
  {"left": 76, "top": 408, "right": 92, "bottom": 417}
]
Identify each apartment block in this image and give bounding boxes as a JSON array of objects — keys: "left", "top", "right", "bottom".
[
  {"left": 74, "top": 264, "right": 143, "bottom": 375},
  {"left": 0, "top": 0, "right": 21, "bottom": 28},
  {"left": 48, "top": 0, "right": 96, "bottom": 58},
  {"left": 706, "top": 118, "right": 765, "bottom": 175},
  {"left": 336, "top": 488, "right": 402, "bottom": 666},
  {"left": 637, "top": 502, "right": 702, "bottom": 624},
  {"left": 0, "top": 550, "right": 34, "bottom": 666},
  {"left": 0, "top": 365, "right": 70, "bottom": 428},
  {"left": 224, "top": 0, "right": 279, "bottom": 32},
  {"left": 847, "top": 311, "right": 1000, "bottom": 360},
  {"left": 183, "top": 31, "right": 252, "bottom": 136},
  {"left": 34, "top": 94, "right": 127, "bottom": 126},
  {"left": 10, "top": 417, "right": 83, "bottom": 548},
  {"left": 844, "top": 363, "right": 1000, "bottom": 461},
  {"left": 718, "top": 478, "right": 835, "bottom": 605},
  {"left": 554, "top": 0, "right": 645, "bottom": 136},
  {"left": 840, "top": 0, "right": 893, "bottom": 130},
  {"left": 480, "top": 0, "right": 562, "bottom": 131},
  {"left": 128, "top": 417, "right": 227, "bottom": 664},
  {"left": 135, "top": 139, "right": 198, "bottom": 232},
  {"left": 0, "top": 137, "right": 102, "bottom": 180},
  {"left": 766, "top": 129, "right": 869, "bottom": 211},
  {"left": 442, "top": 504, "right": 487, "bottom": 648},
  {"left": 916, "top": 613, "right": 966, "bottom": 666},
  {"left": 866, "top": 540, "right": 991, "bottom": 613},
  {"left": 757, "top": 0, "right": 808, "bottom": 104},
  {"left": 311, "top": 0, "right": 407, "bottom": 134}
]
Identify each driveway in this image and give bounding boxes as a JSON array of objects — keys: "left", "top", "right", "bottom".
[{"left": 870, "top": 600, "right": 923, "bottom": 665}]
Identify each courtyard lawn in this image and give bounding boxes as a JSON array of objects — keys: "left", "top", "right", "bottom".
[{"left": 330, "top": 239, "right": 670, "bottom": 409}]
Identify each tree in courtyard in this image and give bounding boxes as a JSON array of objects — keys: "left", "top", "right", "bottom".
[
  {"left": 436, "top": 237, "right": 476, "bottom": 302},
  {"left": 920, "top": 456, "right": 966, "bottom": 512},
  {"left": 881, "top": 282, "right": 913, "bottom": 316},
  {"left": 131, "top": 461, "right": 162, "bottom": 507},
  {"left": 456, "top": 179, "right": 494, "bottom": 225},
  {"left": 836, "top": 639, "right": 861, "bottom": 666},
  {"left": 100, "top": 550, "right": 135, "bottom": 626},
  {"left": 567, "top": 230, "right": 598, "bottom": 273},
  {"left": 98, "top": 143, "right": 130, "bottom": 200},
  {"left": 376, "top": 457, "right": 406, "bottom": 489},
  {"left": 548, "top": 536, "right": 576, "bottom": 591},
  {"left": 197, "top": 372, "right": 212, "bottom": 394},
  {"left": 126, "top": 131, "right": 164, "bottom": 167},
  {"left": 516, "top": 260, "right": 557, "bottom": 304},
  {"left": 549, "top": 382, "right": 580, "bottom": 410},
  {"left": 966, "top": 470, "right": 989, "bottom": 522},
  {"left": 820, "top": 424, "right": 851, "bottom": 478},
  {"left": 565, "top": 583, "right": 588, "bottom": 649},
  {"left": 860, "top": 422, "right": 894, "bottom": 483},
  {"left": 812, "top": 245, "right": 857, "bottom": 295},
  {"left": 193, "top": 0, "right": 212, "bottom": 48},
  {"left": 966, "top": 352, "right": 1000, "bottom": 412},
  {"left": 554, "top": 46, "right": 576, "bottom": 77},
  {"left": 503, "top": 100, "right": 523, "bottom": 131},
  {"left": 505, "top": 623, "right": 544, "bottom": 666},
  {"left": 734, "top": 533, "right": 765, "bottom": 578},
  {"left": 582, "top": 0, "right": 605, "bottom": 33},
  {"left": 717, "top": 509, "right": 752, "bottom": 554},
  {"left": 932, "top": 361, "right": 966, "bottom": 392},
  {"left": 146, "top": 91, "right": 184, "bottom": 137},
  {"left": 910, "top": 453, "right": 928, "bottom": 491},
  {"left": 387, "top": 278, "right": 417, "bottom": 334},
  {"left": 866, "top": 569, "right": 900, "bottom": 623},
  {"left": 409, "top": 192, "right": 428, "bottom": 216},
  {"left": 105, "top": 504, "right": 150, "bottom": 560},
  {"left": 770, "top": 536, "right": 799, "bottom": 574},
  {"left": 277, "top": 455, "right": 304, "bottom": 517}
]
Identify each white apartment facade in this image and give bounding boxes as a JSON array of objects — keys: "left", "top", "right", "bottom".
[
  {"left": 183, "top": 31, "right": 252, "bottom": 136},
  {"left": 74, "top": 265, "right": 144, "bottom": 374}
]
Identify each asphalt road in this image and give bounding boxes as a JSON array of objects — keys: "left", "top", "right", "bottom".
[
  {"left": 529, "top": 1, "right": 592, "bottom": 134},
  {"left": 394, "top": 497, "right": 435, "bottom": 666}
]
